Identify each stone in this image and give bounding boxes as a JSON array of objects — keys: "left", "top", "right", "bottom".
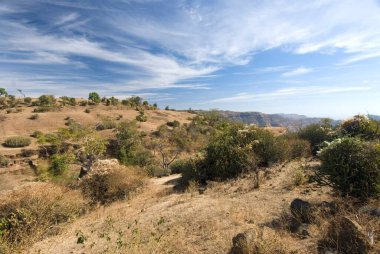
[
  {"left": 321, "top": 216, "right": 371, "bottom": 254},
  {"left": 290, "top": 198, "right": 313, "bottom": 223},
  {"left": 230, "top": 228, "right": 258, "bottom": 254}
]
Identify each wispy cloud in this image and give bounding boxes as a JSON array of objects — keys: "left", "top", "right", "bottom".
[
  {"left": 210, "top": 86, "right": 372, "bottom": 103},
  {"left": 282, "top": 67, "right": 313, "bottom": 77},
  {"left": 0, "top": 0, "right": 380, "bottom": 101}
]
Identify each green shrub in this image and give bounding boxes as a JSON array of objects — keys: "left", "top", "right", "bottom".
[
  {"left": 38, "top": 95, "right": 56, "bottom": 106},
  {"left": 298, "top": 121, "right": 334, "bottom": 154},
  {"left": 136, "top": 112, "right": 147, "bottom": 122},
  {"left": 0, "top": 155, "right": 9, "bottom": 167},
  {"left": 170, "top": 159, "right": 190, "bottom": 174},
  {"left": 0, "top": 183, "right": 86, "bottom": 252},
  {"left": 3, "top": 136, "right": 31, "bottom": 148},
  {"left": 318, "top": 138, "right": 380, "bottom": 199},
  {"left": 84, "top": 108, "right": 91, "bottom": 113},
  {"left": 202, "top": 124, "right": 257, "bottom": 180},
  {"left": 79, "top": 160, "right": 146, "bottom": 204},
  {"left": 49, "top": 153, "right": 75, "bottom": 176}
]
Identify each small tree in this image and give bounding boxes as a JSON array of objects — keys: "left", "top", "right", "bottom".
[
  {"left": 151, "top": 125, "right": 189, "bottom": 169},
  {"left": 88, "top": 92, "right": 101, "bottom": 104}
]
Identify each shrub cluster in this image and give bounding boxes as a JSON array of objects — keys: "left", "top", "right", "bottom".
[
  {"left": 3, "top": 136, "right": 31, "bottom": 148},
  {"left": 178, "top": 123, "right": 311, "bottom": 183}
]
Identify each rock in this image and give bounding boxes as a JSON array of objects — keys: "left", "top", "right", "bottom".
[
  {"left": 290, "top": 198, "right": 313, "bottom": 223},
  {"left": 321, "top": 216, "right": 371, "bottom": 254},
  {"left": 230, "top": 228, "right": 258, "bottom": 254}
]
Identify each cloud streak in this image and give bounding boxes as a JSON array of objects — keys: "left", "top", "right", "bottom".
[{"left": 210, "top": 86, "right": 372, "bottom": 103}]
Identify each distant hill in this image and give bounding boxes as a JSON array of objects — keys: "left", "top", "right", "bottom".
[
  {"left": 214, "top": 111, "right": 339, "bottom": 130},
  {"left": 369, "top": 114, "right": 380, "bottom": 121}
]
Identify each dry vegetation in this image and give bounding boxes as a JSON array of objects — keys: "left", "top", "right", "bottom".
[{"left": 0, "top": 92, "right": 379, "bottom": 254}]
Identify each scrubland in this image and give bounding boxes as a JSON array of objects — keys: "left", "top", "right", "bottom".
[{"left": 0, "top": 92, "right": 379, "bottom": 253}]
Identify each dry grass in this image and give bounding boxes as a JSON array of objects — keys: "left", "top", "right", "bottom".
[
  {"left": 79, "top": 160, "right": 147, "bottom": 204},
  {"left": 28, "top": 161, "right": 335, "bottom": 254},
  {"left": 0, "top": 183, "right": 87, "bottom": 253},
  {"left": 0, "top": 105, "right": 194, "bottom": 156}
]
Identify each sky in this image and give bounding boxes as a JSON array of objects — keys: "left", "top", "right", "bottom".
[{"left": 1, "top": 0, "right": 380, "bottom": 119}]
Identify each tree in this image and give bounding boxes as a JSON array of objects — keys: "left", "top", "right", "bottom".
[
  {"left": 17, "top": 89, "right": 25, "bottom": 98},
  {"left": 0, "top": 88, "right": 8, "bottom": 97},
  {"left": 151, "top": 125, "right": 189, "bottom": 169},
  {"left": 88, "top": 92, "right": 101, "bottom": 104},
  {"left": 115, "top": 121, "right": 152, "bottom": 167}
]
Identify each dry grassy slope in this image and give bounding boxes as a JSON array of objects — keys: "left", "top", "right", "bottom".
[
  {"left": 29, "top": 161, "right": 332, "bottom": 254},
  {"left": 0, "top": 105, "right": 194, "bottom": 155}
]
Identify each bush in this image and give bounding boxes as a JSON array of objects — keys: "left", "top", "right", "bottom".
[
  {"left": 136, "top": 112, "right": 147, "bottom": 122},
  {"left": 79, "top": 160, "right": 146, "bottom": 204},
  {"left": 0, "top": 155, "right": 9, "bottom": 167},
  {"left": 298, "top": 122, "right": 334, "bottom": 154},
  {"left": 170, "top": 159, "right": 189, "bottom": 174},
  {"left": 0, "top": 183, "right": 86, "bottom": 252},
  {"left": 38, "top": 95, "right": 56, "bottom": 106},
  {"left": 202, "top": 124, "right": 257, "bottom": 180},
  {"left": 49, "top": 153, "right": 74, "bottom": 176},
  {"left": 318, "top": 138, "right": 380, "bottom": 199},
  {"left": 84, "top": 108, "right": 91, "bottom": 113},
  {"left": 3, "top": 136, "right": 31, "bottom": 148}
]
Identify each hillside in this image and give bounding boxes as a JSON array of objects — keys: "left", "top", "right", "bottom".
[
  {"left": 29, "top": 161, "right": 334, "bottom": 254},
  {"left": 0, "top": 105, "right": 193, "bottom": 156}
]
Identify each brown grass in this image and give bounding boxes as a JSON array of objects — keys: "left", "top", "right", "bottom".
[
  {"left": 29, "top": 161, "right": 335, "bottom": 254},
  {"left": 0, "top": 183, "right": 87, "bottom": 253}
]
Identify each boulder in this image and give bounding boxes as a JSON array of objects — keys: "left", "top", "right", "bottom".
[
  {"left": 320, "top": 216, "right": 371, "bottom": 254},
  {"left": 230, "top": 228, "right": 258, "bottom": 254},
  {"left": 290, "top": 198, "right": 313, "bottom": 223}
]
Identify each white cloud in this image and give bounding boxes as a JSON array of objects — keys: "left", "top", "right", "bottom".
[
  {"left": 210, "top": 86, "right": 372, "bottom": 103},
  {"left": 282, "top": 67, "right": 313, "bottom": 77},
  {"left": 1, "top": 0, "right": 380, "bottom": 94},
  {"left": 55, "top": 13, "right": 79, "bottom": 26}
]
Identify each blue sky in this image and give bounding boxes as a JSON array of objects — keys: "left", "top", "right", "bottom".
[{"left": 1, "top": 0, "right": 380, "bottom": 118}]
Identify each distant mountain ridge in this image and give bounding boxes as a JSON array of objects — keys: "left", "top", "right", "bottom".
[{"left": 217, "top": 111, "right": 322, "bottom": 130}]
